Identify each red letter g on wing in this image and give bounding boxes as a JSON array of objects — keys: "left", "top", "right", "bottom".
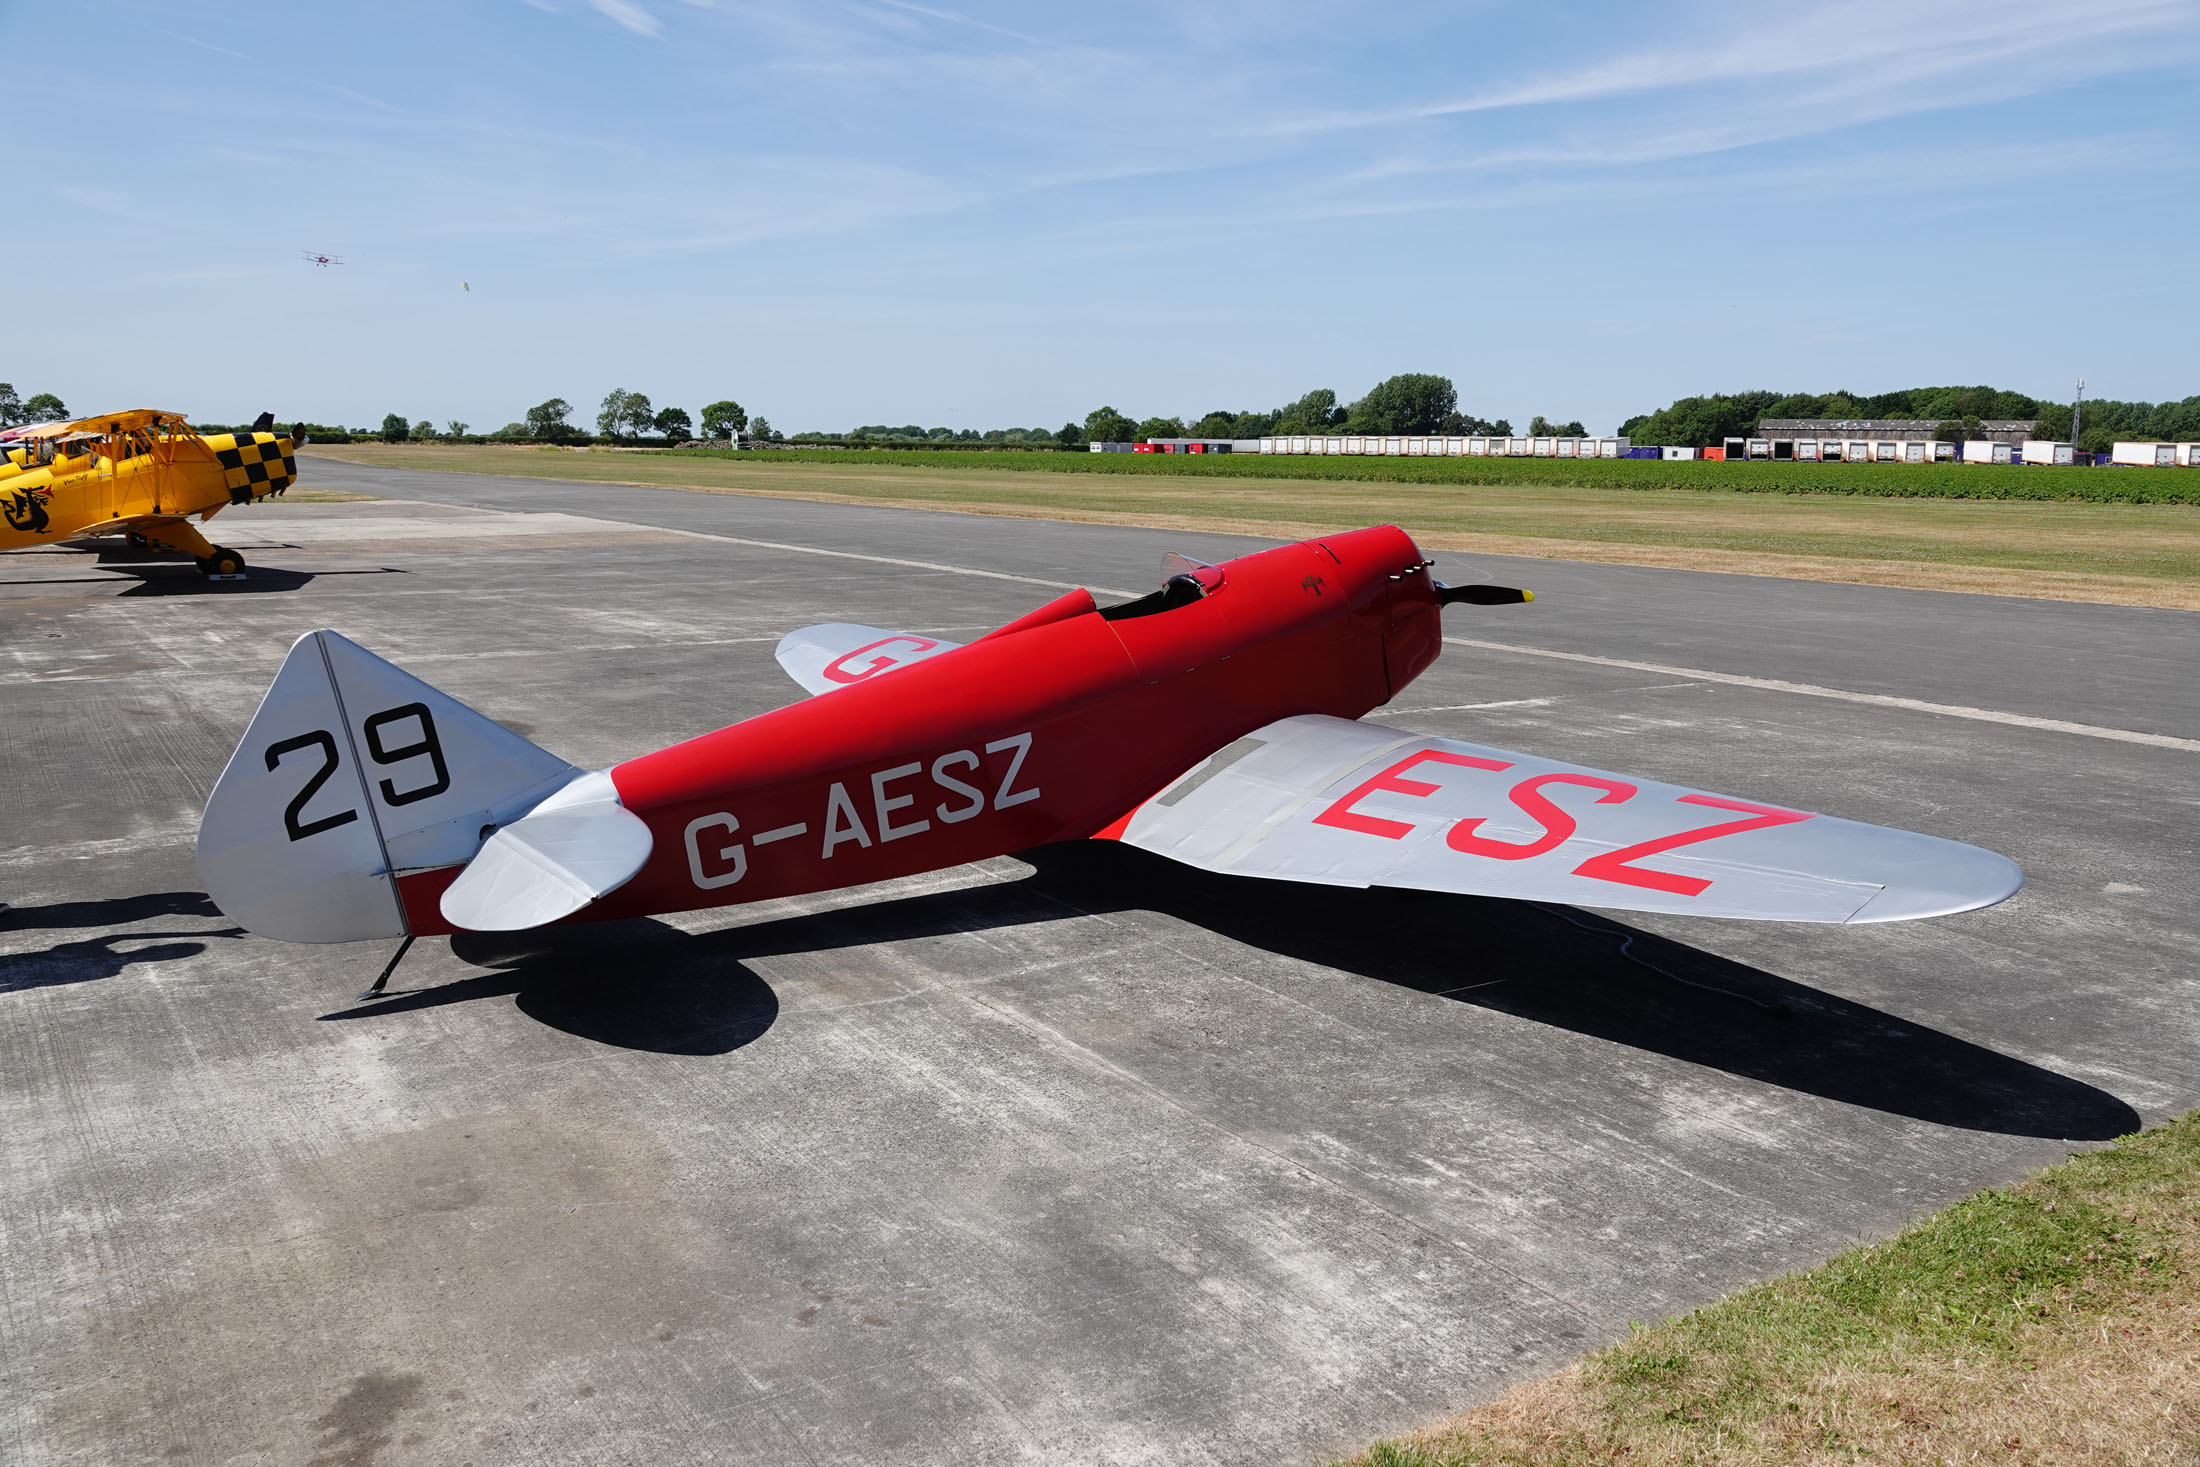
[{"left": 822, "top": 635, "right": 941, "bottom": 685}]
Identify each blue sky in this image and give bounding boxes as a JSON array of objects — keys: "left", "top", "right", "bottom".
[{"left": 6, "top": 0, "right": 2197, "bottom": 433}]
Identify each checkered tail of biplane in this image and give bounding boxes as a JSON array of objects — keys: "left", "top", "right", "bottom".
[{"left": 204, "top": 433, "right": 298, "bottom": 502}]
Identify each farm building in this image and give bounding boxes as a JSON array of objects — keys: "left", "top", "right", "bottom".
[{"left": 1759, "top": 418, "right": 2036, "bottom": 444}]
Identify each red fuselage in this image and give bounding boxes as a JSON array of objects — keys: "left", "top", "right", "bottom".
[{"left": 392, "top": 525, "right": 1444, "bottom": 934}]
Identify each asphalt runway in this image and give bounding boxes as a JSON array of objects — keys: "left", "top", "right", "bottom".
[{"left": 3, "top": 459, "right": 2195, "bottom": 1466}]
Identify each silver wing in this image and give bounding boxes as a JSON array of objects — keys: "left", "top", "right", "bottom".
[
  {"left": 775, "top": 623, "right": 964, "bottom": 697},
  {"left": 1107, "top": 714, "right": 2020, "bottom": 924}
]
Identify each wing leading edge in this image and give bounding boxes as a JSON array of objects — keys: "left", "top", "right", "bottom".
[{"left": 1106, "top": 714, "right": 2020, "bottom": 924}]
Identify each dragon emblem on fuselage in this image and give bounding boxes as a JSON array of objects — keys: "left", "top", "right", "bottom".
[{"left": 2, "top": 486, "right": 52, "bottom": 534}]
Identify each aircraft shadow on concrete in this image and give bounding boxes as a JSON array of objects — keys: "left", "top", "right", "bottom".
[
  {"left": 1, "top": 544, "right": 408, "bottom": 595},
  {"left": 321, "top": 844, "right": 2137, "bottom": 1141},
  {"left": 0, "top": 892, "right": 245, "bottom": 994},
  {"left": 323, "top": 919, "right": 780, "bottom": 1057},
  {"left": 0, "top": 890, "right": 221, "bottom": 933},
  {"left": 107, "top": 564, "right": 409, "bottom": 596}
]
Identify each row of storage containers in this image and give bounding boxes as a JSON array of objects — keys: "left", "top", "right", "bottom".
[
  {"left": 1104, "top": 435, "right": 2198, "bottom": 466},
  {"left": 1722, "top": 437, "right": 1969, "bottom": 463},
  {"left": 1256, "top": 435, "right": 1632, "bottom": 458},
  {"left": 1712, "top": 437, "right": 2153, "bottom": 466},
  {"left": 2108, "top": 441, "right": 2200, "bottom": 467}
]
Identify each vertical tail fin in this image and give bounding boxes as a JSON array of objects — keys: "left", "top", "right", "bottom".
[{"left": 197, "top": 630, "right": 580, "bottom": 942}]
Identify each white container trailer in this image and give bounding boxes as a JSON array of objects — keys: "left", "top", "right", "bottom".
[
  {"left": 2183, "top": 444, "right": 2200, "bottom": 466},
  {"left": 1467, "top": 437, "right": 1489, "bottom": 456},
  {"left": 1531, "top": 437, "right": 1555, "bottom": 457},
  {"left": 2111, "top": 442, "right": 2179, "bottom": 467},
  {"left": 1555, "top": 438, "right": 1578, "bottom": 458},
  {"left": 1660, "top": 446, "right": 1699, "bottom": 461},
  {"left": 1903, "top": 442, "right": 1928, "bottom": 463},
  {"left": 2021, "top": 440, "right": 2074, "bottom": 466},
  {"left": 1796, "top": 440, "right": 1819, "bottom": 461}
]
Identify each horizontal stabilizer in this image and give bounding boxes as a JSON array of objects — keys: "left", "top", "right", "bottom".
[
  {"left": 1109, "top": 714, "right": 2021, "bottom": 924},
  {"left": 439, "top": 771, "right": 654, "bottom": 932},
  {"left": 776, "top": 623, "right": 963, "bottom": 696}
]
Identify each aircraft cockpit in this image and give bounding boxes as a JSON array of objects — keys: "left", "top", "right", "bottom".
[{"left": 1100, "top": 554, "right": 1226, "bottom": 621}]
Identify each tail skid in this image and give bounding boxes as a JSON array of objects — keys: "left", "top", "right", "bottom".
[{"left": 197, "top": 630, "right": 583, "bottom": 942}]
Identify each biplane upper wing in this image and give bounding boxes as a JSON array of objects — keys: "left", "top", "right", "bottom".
[
  {"left": 1106, "top": 714, "right": 2021, "bottom": 923},
  {"left": 776, "top": 623, "right": 964, "bottom": 697}
]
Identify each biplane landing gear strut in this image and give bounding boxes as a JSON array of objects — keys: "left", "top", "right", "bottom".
[
  {"left": 136, "top": 520, "right": 247, "bottom": 579},
  {"left": 196, "top": 545, "right": 247, "bottom": 579}
]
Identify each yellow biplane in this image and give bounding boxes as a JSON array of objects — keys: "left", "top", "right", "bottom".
[{"left": 0, "top": 410, "right": 297, "bottom": 578}]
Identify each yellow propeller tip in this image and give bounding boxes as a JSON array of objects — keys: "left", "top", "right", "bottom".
[{"left": 1522, "top": 589, "right": 1535, "bottom": 602}]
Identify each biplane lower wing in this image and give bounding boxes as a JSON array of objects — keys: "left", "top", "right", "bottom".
[
  {"left": 63, "top": 512, "right": 194, "bottom": 540},
  {"left": 1106, "top": 714, "right": 2021, "bottom": 923}
]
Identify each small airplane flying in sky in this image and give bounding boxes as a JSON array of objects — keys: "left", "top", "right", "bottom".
[
  {"left": 1, "top": 409, "right": 297, "bottom": 577},
  {"left": 198, "top": 527, "right": 2020, "bottom": 992},
  {"left": 302, "top": 251, "right": 345, "bottom": 267}
]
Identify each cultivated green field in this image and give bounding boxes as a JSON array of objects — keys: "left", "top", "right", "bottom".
[{"left": 666, "top": 446, "right": 2200, "bottom": 504}]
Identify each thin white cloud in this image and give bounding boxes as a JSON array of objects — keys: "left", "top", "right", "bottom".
[
  {"left": 1261, "top": 0, "right": 2196, "bottom": 138},
  {"left": 589, "top": 0, "right": 662, "bottom": 36},
  {"left": 150, "top": 27, "right": 251, "bottom": 62}
]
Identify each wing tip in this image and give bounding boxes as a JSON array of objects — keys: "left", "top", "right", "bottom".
[{"left": 1844, "top": 852, "right": 2025, "bottom": 923}]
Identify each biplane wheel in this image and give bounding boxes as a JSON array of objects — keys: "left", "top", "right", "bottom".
[
  {"left": 126, "top": 531, "right": 152, "bottom": 552},
  {"left": 197, "top": 547, "right": 247, "bottom": 578}
]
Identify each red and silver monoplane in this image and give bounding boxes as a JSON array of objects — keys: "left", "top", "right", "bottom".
[{"left": 198, "top": 526, "right": 2020, "bottom": 990}]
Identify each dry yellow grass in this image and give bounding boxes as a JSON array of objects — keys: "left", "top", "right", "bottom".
[
  {"left": 260, "top": 486, "right": 381, "bottom": 503},
  {"left": 303, "top": 444, "right": 2200, "bottom": 612}
]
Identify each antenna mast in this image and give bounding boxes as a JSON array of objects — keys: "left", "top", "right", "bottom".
[{"left": 2072, "top": 378, "right": 2084, "bottom": 444}]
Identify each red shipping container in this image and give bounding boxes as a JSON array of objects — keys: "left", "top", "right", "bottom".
[
  {"left": 1190, "top": 443, "right": 1205, "bottom": 454},
  {"left": 1702, "top": 447, "right": 1725, "bottom": 461}
]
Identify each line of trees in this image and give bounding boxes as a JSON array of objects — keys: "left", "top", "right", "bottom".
[
  {"left": 0, "top": 384, "right": 69, "bottom": 427},
  {"left": 1081, "top": 375, "right": 1555, "bottom": 445},
  {"left": 1620, "top": 386, "right": 2200, "bottom": 452},
  {"left": 805, "top": 424, "right": 1074, "bottom": 446},
  {"left": 356, "top": 392, "right": 767, "bottom": 446},
  {"left": 757, "top": 374, "right": 1572, "bottom": 448}
]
